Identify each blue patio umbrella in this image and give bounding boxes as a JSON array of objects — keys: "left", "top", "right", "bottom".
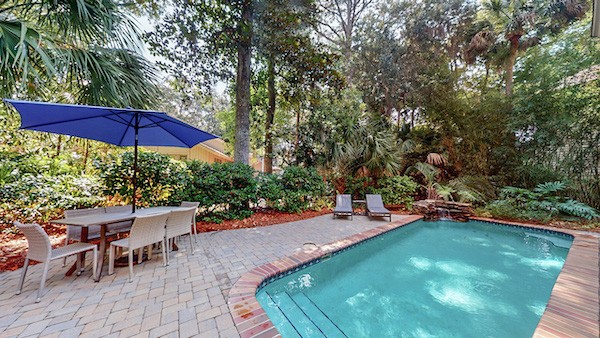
[{"left": 4, "top": 99, "right": 218, "bottom": 212}]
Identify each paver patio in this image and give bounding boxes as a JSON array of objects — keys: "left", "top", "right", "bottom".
[
  {"left": 2, "top": 214, "right": 598, "bottom": 338},
  {"left": 0, "top": 214, "right": 405, "bottom": 337}
]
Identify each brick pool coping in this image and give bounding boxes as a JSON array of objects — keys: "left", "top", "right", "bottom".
[{"left": 227, "top": 215, "right": 600, "bottom": 338}]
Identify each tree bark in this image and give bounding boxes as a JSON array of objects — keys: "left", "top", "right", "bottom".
[
  {"left": 264, "top": 58, "right": 275, "bottom": 173},
  {"left": 234, "top": 0, "right": 252, "bottom": 164},
  {"left": 504, "top": 37, "right": 519, "bottom": 96},
  {"left": 295, "top": 107, "right": 300, "bottom": 164}
]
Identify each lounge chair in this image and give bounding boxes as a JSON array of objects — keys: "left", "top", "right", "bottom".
[
  {"left": 333, "top": 194, "right": 353, "bottom": 220},
  {"left": 366, "top": 194, "right": 392, "bottom": 222}
]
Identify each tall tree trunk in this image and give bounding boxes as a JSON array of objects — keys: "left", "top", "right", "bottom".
[
  {"left": 504, "top": 38, "right": 519, "bottom": 96},
  {"left": 234, "top": 1, "right": 252, "bottom": 164},
  {"left": 295, "top": 107, "right": 300, "bottom": 164},
  {"left": 264, "top": 58, "right": 275, "bottom": 173}
]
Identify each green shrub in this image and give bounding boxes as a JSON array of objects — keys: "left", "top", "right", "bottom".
[
  {"left": 343, "top": 176, "right": 373, "bottom": 199},
  {"left": 369, "top": 175, "right": 418, "bottom": 206},
  {"left": 179, "top": 161, "right": 257, "bottom": 222},
  {"left": 97, "top": 151, "right": 187, "bottom": 207},
  {"left": 256, "top": 173, "right": 284, "bottom": 209},
  {"left": 1, "top": 173, "right": 104, "bottom": 226},
  {"left": 256, "top": 166, "right": 327, "bottom": 213}
]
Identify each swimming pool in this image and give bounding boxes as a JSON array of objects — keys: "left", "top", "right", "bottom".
[{"left": 256, "top": 220, "right": 573, "bottom": 337}]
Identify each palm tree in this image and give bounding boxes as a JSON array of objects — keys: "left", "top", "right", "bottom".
[
  {"left": 337, "top": 122, "right": 413, "bottom": 178},
  {"left": 0, "top": 0, "right": 158, "bottom": 108},
  {"left": 406, "top": 162, "right": 440, "bottom": 200},
  {"left": 466, "top": 0, "right": 588, "bottom": 96}
]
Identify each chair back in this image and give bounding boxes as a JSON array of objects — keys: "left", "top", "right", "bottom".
[
  {"left": 366, "top": 194, "right": 385, "bottom": 209},
  {"left": 104, "top": 205, "right": 132, "bottom": 214},
  {"left": 166, "top": 207, "right": 197, "bottom": 239},
  {"left": 179, "top": 201, "right": 199, "bottom": 228},
  {"left": 180, "top": 201, "right": 199, "bottom": 208},
  {"left": 336, "top": 194, "right": 352, "bottom": 208},
  {"left": 64, "top": 208, "right": 103, "bottom": 240},
  {"left": 128, "top": 212, "right": 170, "bottom": 249},
  {"left": 14, "top": 221, "right": 52, "bottom": 262},
  {"left": 64, "top": 208, "right": 104, "bottom": 218}
]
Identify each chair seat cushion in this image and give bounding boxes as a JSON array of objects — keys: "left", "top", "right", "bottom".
[{"left": 110, "top": 237, "right": 130, "bottom": 249}]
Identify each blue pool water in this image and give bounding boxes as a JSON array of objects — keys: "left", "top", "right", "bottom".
[{"left": 256, "top": 220, "right": 572, "bottom": 337}]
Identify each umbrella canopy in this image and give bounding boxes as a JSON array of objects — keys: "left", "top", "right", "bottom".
[{"left": 4, "top": 99, "right": 218, "bottom": 212}]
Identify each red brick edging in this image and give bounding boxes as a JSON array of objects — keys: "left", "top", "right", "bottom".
[{"left": 227, "top": 216, "right": 600, "bottom": 338}]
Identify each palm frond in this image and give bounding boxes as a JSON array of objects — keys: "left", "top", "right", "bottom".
[
  {"left": 557, "top": 199, "right": 599, "bottom": 220},
  {"left": 533, "top": 181, "right": 565, "bottom": 195},
  {"left": 61, "top": 47, "right": 159, "bottom": 107},
  {"left": 0, "top": 18, "right": 56, "bottom": 97},
  {"left": 426, "top": 152, "right": 447, "bottom": 166}
]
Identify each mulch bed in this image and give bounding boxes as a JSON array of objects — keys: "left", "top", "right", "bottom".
[{"left": 1, "top": 208, "right": 597, "bottom": 273}]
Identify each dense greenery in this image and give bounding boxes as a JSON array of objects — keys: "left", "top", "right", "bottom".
[
  {"left": 98, "top": 151, "right": 187, "bottom": 207},
  {"left": 1, "top": 0, "right": 599, "bottom": 228},
  {"left": 0, "top": 151, "right": 335, "bottom": 226},
  {"left": 480, "top": 182, "right": 600, "bottom": 221},
  {"left": 0, "top": 152, "right": 104, "bottom": 225}
]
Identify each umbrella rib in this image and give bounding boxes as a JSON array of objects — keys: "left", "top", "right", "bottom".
[
  {"left": 117, "top": 112, "right": 138, "bottom": 146},
  {"left": 143, "top": 114, "right": 202, "bottom": 147}
]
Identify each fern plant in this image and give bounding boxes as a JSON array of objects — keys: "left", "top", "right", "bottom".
[{"left": 487, "top": 181, "right": 599, "bottom": 220}]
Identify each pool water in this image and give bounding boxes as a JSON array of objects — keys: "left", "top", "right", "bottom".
[{"left": 256, "top": 220, "right": 572, "bottom": 337}]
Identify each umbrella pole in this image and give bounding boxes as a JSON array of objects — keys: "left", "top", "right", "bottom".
[{"left": 132, "top": 114, "right": 139, "bottom": 214}]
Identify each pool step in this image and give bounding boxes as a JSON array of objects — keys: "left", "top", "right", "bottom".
[
  {"left": 263, "top": 292, "right": 302, "bottom": 338},
  {"left": 266, "top": 291, "right": 347, "bottom": 338},
  {"left": 290, "top": 292, "right": 347, "bottom": 338}
]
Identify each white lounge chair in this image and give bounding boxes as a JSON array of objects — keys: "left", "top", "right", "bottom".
[{"left": 15, "top": 221, "right": 97, "bottom": 302}]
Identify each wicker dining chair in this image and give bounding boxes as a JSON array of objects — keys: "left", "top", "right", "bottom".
[
  {"left": 104, "top": 205, "right": 134, "bottom": 234},
  {"left": 179, "top": 201, "right": 199, "bottom": 241},
  {"left": 108, "top": 213, "right": 170, "bottom": 282},
  {"left": 62, "top": 208, "right": 104, "bottom": 266},
  {"left": 15, "top": 221, "right": 97, "bottom": 302},
  {"left": 165, "top": 207, "right": 197, "bottom": 264}
]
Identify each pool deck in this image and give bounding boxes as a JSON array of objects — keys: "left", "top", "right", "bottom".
[
  {"left": 0, "top": 214, "right": 598, "bottom": 337},
  {"left": 0, "top": 214, "right": 405, "bottom": 337},
  {"left": 229, "top": 216, "right": 600, "bottom": 338}
]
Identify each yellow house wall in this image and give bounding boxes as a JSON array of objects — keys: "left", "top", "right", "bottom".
[{"left": 144, "top": 144, "right": 232, "bottom": 164}]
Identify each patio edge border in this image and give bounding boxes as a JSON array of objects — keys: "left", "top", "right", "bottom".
[{"left": 227, "top": 215, "right": 599, "bottom": 338}]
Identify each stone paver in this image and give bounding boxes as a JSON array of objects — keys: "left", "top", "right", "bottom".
[
  {"left": 0, "top": 214, "right": 398, "bottom": 337},
  {"left": 4, "top": 214, "right": 596, "bottom": 337}
]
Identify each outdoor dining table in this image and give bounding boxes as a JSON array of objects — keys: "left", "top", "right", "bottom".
[{"left": 50, "top": 206, "right": 182, "bottom": 281}]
